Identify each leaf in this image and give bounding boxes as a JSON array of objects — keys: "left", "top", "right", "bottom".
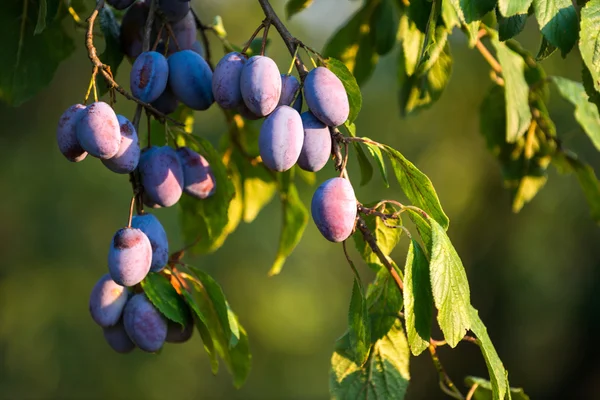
[
  {"left": 399, "top": 13, "right": 425, "bottom": 77},
  {"left": 354, "top": 142, "right": 374, "bottom": 186},
  {"left": 582, "top": 64, "right": 600, "bottom": 113},
  {"left": 406, "top": 208, "right": 433, "bottom": 252},
  {"left": 372, "top": 0, "right": 399, "bottom": 55},
  {"left": 348, "top": 278, "right": 371, "bottom": 365},
  {"left": 491, "top": 37, "right": 533, "bottom": 142},
  {"left": 98, "top": 7, "right": 124, "bottom": 96},
  {"left": 179, "top": 135, "right": 236, "bottom": 254},
  {"left": 498, "top": 13, "right": 528, "bottom": 41},
  {"left": 469, "top": 307, "right": 508, "bottom": 400},
  {"left": 141, "top": 273, "right": 189, "bottom": 325},
  {"left": 227, "top": 314, "right": 252, "bottom": 388},
  {"left": 429, "top": 217, "right": 471, "bottom": 347},
  {"left": 323, "top": 57, "right": 363, "bottom": 123},
  {"left": 323, "top": 3, "right": 379, "bottom": 87},
  {"left": 498, "top": 0, "right": 533, "bottom": 16},
  {"left": 363, "top": 140, "right": 390, "bottom": 187},
  {"left": 269, "top": 176, "right": 308, "bottom": 276},
  {"left": 366, "top": 268, "right": 403, "bottom": 341},
  {"left": 245, "top": 38, "right": 271, "bottom": 57},
  {"left": 416, "top": 0, "right": 442, "bottom": 72},
  {"left": 465, "top": 376, "right": 531, "bottom": 400},
  {"left": 551, "top": 76, "right": 600, "bottom": 151},
  {"left": 0, "top": 0, "right": 75, "bottom": 106},
  {"left": 34, "top": 0, "right": 48, "bottom": 35},
  {"left": 383, "top": 145, "right": 450, "bottom": 229},
  {"left": 403, "top": 240, "right": 433, "bottom": 356},
  {"left": 330, "top": 321, "right": 410, "bottom": 400},
  {"left": 581, "top": 0, "right": 600, "bottom": 93},
  {"left": 447, "top": 0, "right": 495, "bottom": 45},
  {"left": 441, "top": 0, "right": 461, "bottom": 31},
  {"left": 532, "top": 0, "right": 578, "bottom": 56},
  {"left": 285, "top": 0, "right": 313, "bottom": 19}
]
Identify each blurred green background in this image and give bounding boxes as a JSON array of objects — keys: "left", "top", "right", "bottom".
[{"left": 1, "top": 0, "right": 600, "bottom": 399}]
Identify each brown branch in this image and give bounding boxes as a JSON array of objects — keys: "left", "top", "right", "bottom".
[
  {"left": 429, "top": 343, "right": 465, "bottom": 400},
  {"left": 474, "top": 31, "right": 502, "bottom": 75},
  {"left": 190, "top": 9, "right": 213, "bottom": 70}
]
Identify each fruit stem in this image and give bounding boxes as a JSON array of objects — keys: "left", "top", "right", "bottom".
[
  {"left": 241, "top": 22, "right": 266, "bottom": 55},
  {"left": 190, "top": 9, "right": 214, "bottom": 70}
]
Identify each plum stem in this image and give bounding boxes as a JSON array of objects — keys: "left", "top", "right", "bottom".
[{"left": 190, "top": 9, "right": 213, "bottom": 69}]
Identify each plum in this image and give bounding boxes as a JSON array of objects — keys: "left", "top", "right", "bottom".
[
  {"left": 169, "top": 12, "right": 196, "bottom": 52},
  {"left": 311, "top": 177, "right": 357, "bottom": 242},
  {"left": 168, "top": 50, "right": 214, "bottom": 110},
  {"left": 212, "top": 52, "right": 245, "bottom": 109},
  {"left": 258, "top": 105, "right": 304, "bottom": 172},
  {"left": 158, "top": 0, "right": 190, "bottom": 22},
  {"left": 56, "top": 104, "right": 87, "bottom": 162},
  {"left": 106, "top": 0, "right": 136, "bottom": 10},
  {"left": 76, "top": 102, "right": 121, "bottom": 159},
  {"left": 131, "top": 213, "right": 169, "bottom": 272},
  {"left": 130, "top": 51, "right": 169, "bottom": 103},
  {"left": 240, "top": 56, "right": 282, "bottom": 117},
  {"left": 279, "top": 74, "right": 302, "bottom": 113},
  {"left": 123, "top": 293, "right": 167, "bottom": 352},
  {"left": 151, "top": 85, "right": 179, "bottom": 115},
  {"left": 89, "top": 274, "right": 129, "bottom": 328},
  {"left": 139, "top": 145, "right": 184, "bottom": 207},
  {"left": 108, "top": 227, "right": 152, "bottom": 287},
  {"left": 297, "top": 112, "right": 331, "bottom": 172},
  {"left": 102, "top": 115, "right": 140, "bottom": 173},
  {"left": 120, "top": 1, "right": 150, "bottom": 60},
  {"left": 304, "top": 67, "right": 349, "bottom": 126},
  {"left": 176, "top": 147, "right": 216, "bottom": 199},
  {"left": 103, "top": 320, "right": 136, "bottom": 353},
  {"left": 166, "top": 319, "right": 194, "bottom": 343},
  {"left": 237, "top": 102, "right": 261, "bottom": 120}
]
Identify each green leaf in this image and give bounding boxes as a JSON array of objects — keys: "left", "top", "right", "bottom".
[
  {"left": 285, "top": 0, "right": 313, "bottom": 19},
  {"left": 535, "top": 36, "right": 557, "bottom": 61},
  {"left": 403, "top": 240, "right": 433, "bottom": 356},
  {"left": 583, "top": 64, "right": 600, "bottom": 113},
  {"left": 429, "top": 217, "right": 471, "bottom": 347},
  {"left": 34, "top": 0, "right": 48, "bottom": 35},
  {"left": 179, "top": 135, "right": 236, "bottom": 254},
  {"left": 498, "top": 13, "right": 528, "bottom": 41},
  {"left": 406, "top": 208, "right": 433, "bottom": 252},
  {"left": 323, "top": 57, "right": 363, "bottom": 123},
  {"left": 330, "top": 321, "right": 410, "bottom": 400},
  {"left": 366, "top": 268, "right": 403, "bottom": 341},
  {"left": 141, "top": 272, "right": 189, "bottom": 325},
  {"left": 245, "top": 38, "right": 271, "bottom": 57},
  {"left": 372, "top": 0, "right": 399, "bottom": 55},
  {"left": 498, "top": 0, "right": 533, "bottom": 16},
  {"left": 469, "top": 307, "right": 508, "bottom": 400},
  {"left": 491, "top": 37, "right": 533, "bottom": 142},
  {"left": 353, "top": 203, "right": 403, "bottom": 272},
  {"left": 0, "top": 0, "right": 75, "bottom": 106},
  {"left": 532, "top": 0, "right": 578, "bottom": 56},
  {"left": 354, "top": 142, "right": 374, "bottom": 186},
  {"left": 448, "top": 0, "right": 495, "bottom": 45},
  {"left": 416, "top": 0, "right": 442, "bottom": 72},
  {"left": 465, "top": 376, "right": 531, "bottom": 400},
  {"left": 227, "top": 314, "right": 252, "bottom": 388},
  {"left": 383, "top": 145, "right": 450, "bottom": 229},
  {"left": 269, "top": 177, "right": 308, "bottom": 276},
  {"left": 348, "top": 278, "right": 371, "bottom": 365},
  {"left": 399, "top": 13, "right": 425, "bottom": 77},
  {"left": 363, "top": 140, "right": 390, "bottom": 187},
  {"left": 323, "top": 3, "right": 379, "bottom": 87},
  {"left": 98, "top": 7, "right": 124, "bottom": 96},
  {"left": 581, "top": 0, "right": 600, "bottom": 93},
  {"left": 441, "top": 0, "right": 461, "bottom": 31},
  {"left": 551, "top": 76, "right": 600, "bottom": 151}
]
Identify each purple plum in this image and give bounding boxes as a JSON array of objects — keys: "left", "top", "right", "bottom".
[
  {"left": 103, "top": 320, "right": 136, "bottom": 353},
  {"left": 168, "top": 50, "right": 214, "bottom": 110},
  {"left": 151, "top": 85, "right": 180, "bottom": 115},
  {"left": 311, "top": 177, "right": 357, "bottom": 242},
  {"left": 240, "top": 56, "right": 282, "bottom": 117},
  {"left": 56, "top": 104, "right": 87, "bottom": 162},
  {"left": 166, "top": 319, "right": 194, "bottom": 343},
  {"left": 258, "top": 105, "right": 304, "bottom": 172},
  {"left": 176, "top": 147, "right": 216, "bottom": 199},
  {"left": 297, "top": 111, "right": 331, "bottom": 172},
  {"left": 212, "top": 52, "right": 245, "bottom": 109},
  {"left": 131, "top": 213, "right": 169, "bottom": 272},
  {"left": 158, "top": 0, "right": 190, "bottom": 22},
  {"left": 279, "top": 74, "right": 302, "bottom": 113},
  {"left": 120, "top": 1, "right": 150, "bottom": 60},
  {"left": 76, "top": 102, "right": 121, "bottom": 159},
  {"left": 123, "top": 293, "right": 167, "bottom": 352},
  {"left": 304, "top": 67, "right": 349, "bottom": 126},
  {"left": 89, "top": 274, "right": 129, "bottom": 328},
  {"left": 130, "top": 51, "right": 169, "bottom": 103},
  {"left": 102, "top": 115, "right": 140, "bottom": 173},
  {"left": 108, "top": 227, "right": 152, "bottom": 287},
  {"left": 139, "top": 145, "right": 184, "bottom": 207}
]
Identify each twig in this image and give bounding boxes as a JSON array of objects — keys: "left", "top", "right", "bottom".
[
  {"left": 190, "top": 9, "right": 213, "bottom": 69},
  {"left": 465, "top": 383, "right": 479, "bottom": 400},
  {"left": 474, "top": 33, "right": 502, "bottom": 75},
  {"left": 429, "top": 343, "right": 465, "bottom": 400}
]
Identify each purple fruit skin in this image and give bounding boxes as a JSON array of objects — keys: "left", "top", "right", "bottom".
[
  {"left": 103, "top": 320, "right": 136, "bottom": 353},
  {"left": 131, "top": 213, "right": 169, "bottom": 272},
  {"left": 166, "top": 319, "right": 194, "bottom": 343},
  {"left": 130, "top": 51, "right": 169, "bottom": 103},
  {"left": 212, "top": 52, "right": 245, "bottom": 109},
  {"left": 311, "top": 177, "right": 357, "bottom": 242},
  {"left": 168, "top": 50, "right": 214, "bottom": 110},
  {"left": 76, "top": 102, "right": 121, "bottom": 159},
  {"left": 304, "top": 67, "right": 349, "bottom": 127},
  {"left": 169, "top": 12, "right": 196, "bottom": 51},
  {"left": 278, "top": 74, "right": 303, "bottom": 113},
  {"left": 108, "top": 227, "right": 152, "bottom": 287},
  {"left": 259, "top": 106, "right": 304, "bottom": 172},
  {"left": 237, "top": 102, "right": 261, "bottom": 120},
  {"left": 89, "top": 274, "right": 129, "bottom": 328},
  {"left": 176, "top": 147, "right": 216, "bottom": 199},
  {"left": 57, "top": 104, "right": 87, "bottom": 162},
  {"left": 297, "top": 111, "right": 331, "bottom": 172},
  {"left": 151, "top": 85, "right": 179, "bottom": 115},
  {"left": 123, "top": 293, "right": 168, "bottom": 352},
  {"left": 158, "top": 0, "right": 190, "bottom": 22},
  {"left": 102, "top": 115, "right": 140, "bottom": 173},
  {"left": 139, "top": 146, "right": 184, "bottom": 207},
  {"left": 106, "top": 0, "right": 136, "bottom": 10},
  {"left": 240, "top": 56, "right": 282, "bottom": 117},
  {"left": 120, "top": 2, "right": 149, "bottom": 59}
]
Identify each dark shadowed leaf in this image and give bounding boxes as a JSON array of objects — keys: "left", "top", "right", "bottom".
[
  {"left": 366, "top": 268, "right": 403, "bottom": 341},
  {"left": 532, "top": 0, "right": 578, "bottom": 56},
  {"left": 498, "top": 13, "right": 528, "bottom": 41},
  {"left": 363, "top": 140, "right": 390, "bottom": 187},
  {"left": 354, "top": 142, "right": 374, "bottom": 186},
  {"left": 372, "top": 0, "right": 399, "bottom": 55},
  {"left": 535, "top": 36, "right": 557, "bottom": 61},
  {"left": 348, "top": 278, "right": 371, "bottom": 365},
  {"left": 285, "top": 0, "right": 313, "bottom": 19},
  {"left": 98, "top": 7, "right": 124, "bottom": 96},
  {"left": 581, "top": 0, "right": 600, "bottom": 93},
  {"left": 582, "top": 64, "right": 600, "bottom": 113},
  {"left": 141, "top": 272, "right": 189, "bottom": 325}
]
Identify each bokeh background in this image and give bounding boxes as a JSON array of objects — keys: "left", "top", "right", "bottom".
[{"left": 1, "top": 0, "right": 600, "bottom": 399}]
